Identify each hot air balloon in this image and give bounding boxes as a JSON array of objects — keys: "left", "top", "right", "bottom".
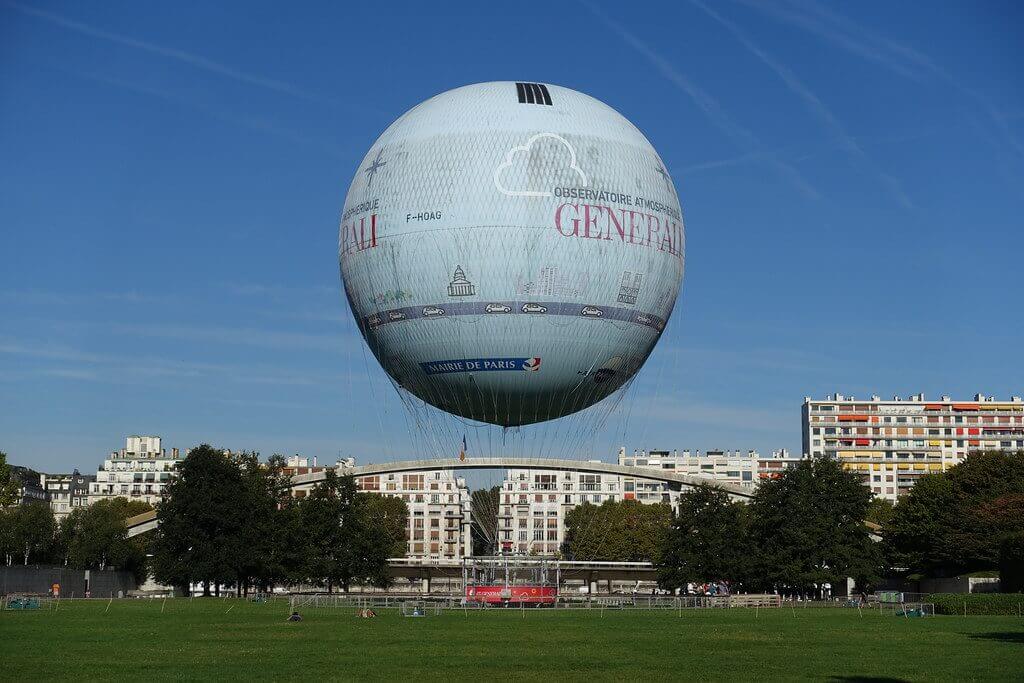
[{"left": 339, "top": 82, "right": 684, "bottom": 427}]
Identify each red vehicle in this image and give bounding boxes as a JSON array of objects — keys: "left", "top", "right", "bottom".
[{"left": 463, "top": 556, "right": 559, "bottom": 607}]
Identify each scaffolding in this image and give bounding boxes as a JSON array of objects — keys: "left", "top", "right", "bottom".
[{"left": 462, "top": 556, "right": 560, "bottom": 606}]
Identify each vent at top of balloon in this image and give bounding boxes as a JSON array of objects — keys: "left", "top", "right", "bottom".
[{"left": 339, "top": 82, "right": 685, "bottom": 427}]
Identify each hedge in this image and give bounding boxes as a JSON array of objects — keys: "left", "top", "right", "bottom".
[
  {"left": 927, "top": 593, "right": 1024, "bottom": 616},
  {"left": 999, "top": 533, "right": 1024, "bottom": 594}
]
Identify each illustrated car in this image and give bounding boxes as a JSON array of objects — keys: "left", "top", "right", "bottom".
[
  {"left": 521, "top": 303, "right": 547, "bottom": 314},
  {"left": 486, "top": 303, "right": 512, "bottom": 313},
  {"left": 388, "top": 310, "right": 407, "bottom": 321},
  {"left": 580, "top": 306, "right": 604, "bottom": 318},
  {"left": 422, "top": 306, "right": 445, "bottom": 317},
  {"left": 636, "top": 314, "right": 652, "bottom": 325}
]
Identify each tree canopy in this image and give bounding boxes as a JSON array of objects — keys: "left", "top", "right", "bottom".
[
  {"left": 656, "top": 459, "right": 880, "bottom": 595},
  {"left": 0, "top": 452, "right": 20, "bottom": 507},
  {"left": 747, "top": 458, "right": 879, "bottom": 594},
  {"left": 150, "top": 445, "right": 251, "bottom": 594},
  {"left": 884, "top": 450, "right": 1024, "bottom": 576},
  {"left": 60, "top": 498, "right": 148, "bottom": 580},
  {"left": 563, "top": 499, "right": 671, "bottom": 562},
  {"left": 150, "top": 446, "right": 407, "bottom": 595},
  {"left": 657, "top": 485, "right": 750, "bottom": 590}
]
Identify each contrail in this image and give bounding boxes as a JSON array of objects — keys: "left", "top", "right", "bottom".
[
  {"left": 736, "top": 0, "right": 1022, "bottom": 157},
  {"left": 7, "top": 1, "right": 337, "bottom": 107},
  {"left": 691, "top": 0, "right": 914, "bottom": 208},
  {"left": 580, "top": 0, "right": 820, "bottom": 199}
]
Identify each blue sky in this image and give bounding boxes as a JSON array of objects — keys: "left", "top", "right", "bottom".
[{"left": 2, "top": 0, "right": 1021, "bottom": 474}]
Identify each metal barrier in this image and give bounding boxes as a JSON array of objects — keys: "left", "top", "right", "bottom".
[{"left": 286, "top": 593, "right": 782, "bottom": 612}]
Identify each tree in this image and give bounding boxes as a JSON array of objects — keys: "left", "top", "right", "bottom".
[
  {"left": 657, "top": 485, "right": 750, "bottom": 591},
  {"left": 563, "top": 499, "right": 671, "bottom": 562},
  {"left": 351, "top": 493, "right": 408, "bottom": 589},
  {"left": 999, "top": 533, "right": 1024, "bottom": 594},
  {"left": 865, "top": 498, "right": 895, "bottom": 527},
  {"left": 276, "top": 497, "right": 308, "bottom": 585},
  {"left": 358, "top": 493, "right": 408, "bottom": 559},
  {"left": 11, "top": 501, "right": 56, "bottom": 565},
  {"left": 882, "top": 474, "right": 955, "bottom": 574},
  {"left": 885, "top": 451, "right": 1024, "bottom": 575},
  {"left": 748, "top": 458, "right": 879, "bottom": 596},
  {"left": 101, "top": 497, "right": 153, "bottom": 520},
  {"left": 150, "top": 445, "right": 248, "bottom": 595},
  {"left": 299, "top": 470, "right": 356, "bottom": 591},
  {"left": 0, "top": 507, "right": 15, "bottom": 566},
  {"left": 65, "top": 499, "right": 147, "bottom": 580},
  {"left": 230, "top": 452, "right": 293, "bottom": 594},
  {"left": 295, "top": 472, "right": 407, "bottom": 591},
  {"left": 0, "top": 452, "right": 19, "bottom": 507}
]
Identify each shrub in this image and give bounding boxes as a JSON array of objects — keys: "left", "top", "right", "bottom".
[
  {"left": 928, "top": 593, "right": 1024, "bottom": 616},
  {"left": 998, "top": 533, "right": 1024, "bottom": 593}
]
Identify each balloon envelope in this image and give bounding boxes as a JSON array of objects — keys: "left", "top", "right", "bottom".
[{"left": 340, "top": 82, "right": 685, "bottom": 426}]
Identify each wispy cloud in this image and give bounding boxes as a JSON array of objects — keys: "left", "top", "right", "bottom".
[
  {"left": 667, "top": 343, "right": 838, "bottom": 374},
  {"left": 731, "top": 0, "right": 928, "bottom": 80},
  {"left": 222, "top": 282, "right": 350, "bottom": 323},
  {"left": 40, "top": 368, "right": 102, "bottom": 381},
  {"left": 101, "top": 321, "right": 343, "bottom": 353},
  {"left": 8, "top": 2, "right": 338, "bottom": 107},
  {"left": 634, "top": 391, "right": 793, "bottom": 435},
  {"left": 678, "top": 122, "right": 956, "bottom": 175},
  {"left": 690, "top": 0, "right": 913, "bottom": 208},
  {"left": 580, "top": 0, "right": 820, "bottom": 199},
  {"left": 0, "top": 338, "right": 364, "bottom": 387},
  {"left": 224, "top": 282, "right": 338, "bottom": 299},
  {"left": 54, "top": 67, "right": 348, "bottom": 157},
  {"left": 0, "top": 288, "right": 178, "bottom": 306},
  {"left": 736, "top": 0, "right": 1023, "bottom": 158}
]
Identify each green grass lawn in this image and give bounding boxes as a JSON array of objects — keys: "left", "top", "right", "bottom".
[{"left": 2, "top": 600, "right": 1022, "bottom": 680}]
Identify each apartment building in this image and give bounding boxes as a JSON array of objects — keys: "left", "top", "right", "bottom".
[
  {"left": 618, "top": 447, "right": 759, "bottom": 490},
  {"left": 89, "top": 435, "right": 181, "bottom": 506},
  {"left": 497, "top": 465, "right": 628, "bottom": 555},
  {"left": 803, "top": 393, "right": 1024, "bottom": 501},
  {"left": 280, "top": 454, "right": 329, "bottom": 478},
  {"left": 351, "top": 467, "right": 472, "bottom": 561},
  {"left": 9, "top": 465, "right": 47, "bottom": 506},
  {"left": 40, "top": 470, "right": 95, "bottom": 520},
  {"left": 756, "top": 449, "right": 805, "bottom": 483},
  {"left": 495, "top": 448, "right": 800, "bottom": 556}
]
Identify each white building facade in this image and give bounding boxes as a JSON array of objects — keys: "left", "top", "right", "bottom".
[
  {"left": 494, "top": 448, "right": 797, "bottom": 556},
  {"left": 618, "top": 447, "right": 759, "bottom": 490},
  {"left": 497, "top": 464, "right": 629, "bottom": 556},
  {"left": 350, "top": 468, "right": 473, "bottom": 561},
  {"left": 89, "top": 436, "right": 181, "bottom": 506},
  {"left": 803, "top": 393, "right": 1024, "bottom": 501},
  {"left": 40, "top": 470, "right": 94, "bottom": 520},
  {"left": 755, "top": 448, "right": 805, "bottom": 484}
]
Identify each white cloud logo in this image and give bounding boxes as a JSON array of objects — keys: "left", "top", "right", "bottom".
[{"left": 493, "top": 133, "right": 588, "bottom": 197}]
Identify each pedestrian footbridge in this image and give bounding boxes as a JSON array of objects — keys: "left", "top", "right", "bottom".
[
  {"left": 290, "top": 457, "right": 753, "bottom": 498},
  {"left": 125, "top": 457, "right": 751, "bottom": 539}
]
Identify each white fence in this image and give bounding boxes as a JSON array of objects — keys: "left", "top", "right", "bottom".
[{"left": 287, "top": 593, "right": 782, "bottom": 612}]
